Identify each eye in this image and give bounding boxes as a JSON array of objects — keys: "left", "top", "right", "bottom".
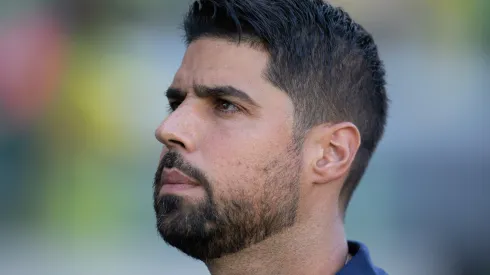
[{"left": 215, "top": 99, "right": 240, "bottom": 114}]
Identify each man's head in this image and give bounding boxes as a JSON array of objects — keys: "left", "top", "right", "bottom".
[{"left": 154, "top": 0, "right": 388, "bottom": 261}]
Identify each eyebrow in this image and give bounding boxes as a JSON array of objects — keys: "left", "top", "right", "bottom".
[{"left": 166, "top": 85, "right": 259, "bottom": 107}]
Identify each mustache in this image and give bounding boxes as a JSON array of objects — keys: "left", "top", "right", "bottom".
[{"left": 154, "top": 151, "right": 211, "bottom": 192}]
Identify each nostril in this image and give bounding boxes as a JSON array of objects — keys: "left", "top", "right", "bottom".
[{"left": 169, "top": 139, "right": 186, "bottom": 149}]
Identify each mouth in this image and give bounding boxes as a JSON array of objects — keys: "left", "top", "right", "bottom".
[{"left": 159, "top": 168, "right": 201, "bottom": 196}]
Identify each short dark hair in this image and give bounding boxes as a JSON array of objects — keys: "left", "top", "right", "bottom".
[{"left": 183, "top": 0, "right": 388, "bottom": 213}]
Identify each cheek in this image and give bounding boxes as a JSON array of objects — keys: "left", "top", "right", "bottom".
[
  {"left": 200, "top": 124, "right": 291, "bottom": 195},
  {"left": 205, "top": 116, "right": 290, "bottom": 157}
]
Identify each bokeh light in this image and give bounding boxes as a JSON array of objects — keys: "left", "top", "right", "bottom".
[{"left": 0, "top": 1, "right": 488, "bottom": 274}]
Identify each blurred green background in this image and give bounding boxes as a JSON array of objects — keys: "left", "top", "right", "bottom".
[{"left": 0, "top": 0, "right": 488, "bottom": 274}]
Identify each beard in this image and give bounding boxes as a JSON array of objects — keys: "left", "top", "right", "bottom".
[{"left": 153, "top": 148, "right": 301, "bottom": 261}]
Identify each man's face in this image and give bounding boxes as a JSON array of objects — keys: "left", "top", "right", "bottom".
[{"left": 154, "top": 38, "right": 302, "bottom": 260}]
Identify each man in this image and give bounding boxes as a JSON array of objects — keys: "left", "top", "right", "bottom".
[{"left": 153, "top": 0, "right": 388, "bottom": 274}]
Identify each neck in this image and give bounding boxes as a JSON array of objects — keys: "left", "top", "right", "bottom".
[{"left": 205, "top": 213, "right": 348, "bottom": 275}]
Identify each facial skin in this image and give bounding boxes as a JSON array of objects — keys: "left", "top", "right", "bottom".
[
  {"left": 154, "top": 38, "right": 302, "bottom": 260},
  {"left": 153, "top": 38, "right": 361, "bottom": 272}
]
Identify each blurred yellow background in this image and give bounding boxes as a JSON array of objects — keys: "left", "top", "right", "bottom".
[{"left": 0, "top": 0, "right": 488, "bottom": 274}]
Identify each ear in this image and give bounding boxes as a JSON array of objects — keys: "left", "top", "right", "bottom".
[{"left": 309, "top": 122, "right": 361, "bottom": 185}]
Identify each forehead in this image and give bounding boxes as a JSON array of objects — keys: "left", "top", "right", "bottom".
[
  {"left": 173, "top": 38, "right": 267, "bottom": 88},
  {"left": 172, "top": 38, "right": 288, "bottom": 105}
]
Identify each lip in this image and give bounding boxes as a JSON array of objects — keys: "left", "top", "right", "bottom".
[{"left": 159, "top": 168, "right": 200, "bottom": 195}]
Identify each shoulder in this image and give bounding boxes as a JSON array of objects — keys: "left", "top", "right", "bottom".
[
  {"left": 336, "top": 241, "right": 388, "bottom": 275},
  {"left": 374, "top": 267, "right": 388, "bottom": 275}
]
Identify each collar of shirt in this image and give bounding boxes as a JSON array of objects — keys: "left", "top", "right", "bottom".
[{"left": 336, "top": 241, "right": 388, "bottom": 275}]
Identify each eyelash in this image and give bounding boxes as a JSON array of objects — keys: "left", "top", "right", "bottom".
[
  {"left": 167, "top": 102, "right": 179, "bottom": 113},
  {"left": 167, "top": 99, "right": 241, "bottom": 115}
]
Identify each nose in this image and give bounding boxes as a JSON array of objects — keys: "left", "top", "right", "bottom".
[{"left": 155, "top": 105, "right": 198, "bottom": 153}]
